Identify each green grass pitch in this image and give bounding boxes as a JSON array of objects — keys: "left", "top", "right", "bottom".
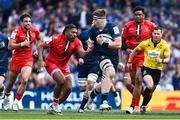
[{"left": 0, "top": 109, "right": 179, "bottom": 120}]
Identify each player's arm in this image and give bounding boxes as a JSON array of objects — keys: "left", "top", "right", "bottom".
[
  {"left": 37, "top": 41, "right": 46, "bottom": 69},
  {"left": 35, "top": 30, "right": 46, "bottom": 70},
  {"left": 118, "top": 48, "right": 125, "bottom": 70},
  {"left": 8, "top": 32, "right": 30, "bottom": 50},
  {"left": 108, "top": 35, "right": 121, "bottom": 49},
  {"left": 128, "top": 44, "right": 144, "bottom": 63},
  {"left": 121, "top": 37, "right": 128, "bottom": 51},
  {"left": 156, "top": 44, "right": 170, "bottom": 64},
  {"left": 77, "top": 41, "right": 93, "bottom": 58},
  {"left": 37, "top": 36, "right": 53, "bottom": 69}
]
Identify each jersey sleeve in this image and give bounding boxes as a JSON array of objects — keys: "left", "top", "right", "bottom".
[
  {"left": 35, "top": 28, "right": 41, "bottom": 38},
  {"left": 10, "top": 29, "right": 19, "bottom": 42},
  {"left": 164, "top": 43, "right": 170, "bottom": 56},
  {"left": 44, "top": 36, "right": 54, "bottom": 48},
  {"left": 122, "top": 24, "right": 128, "bottom": 39},
  {"left": 136, "top": 40, "right": 147, "bottom": 51},
  {"left": 89, "top": 27, "right": 96, "bottom": 42},
  {"left": 150, "top": 22, "right": 156, "bottom": 33},
  {"left": 111, "top": 24, "right": 120, "bottom": 39},
  {"left": 75, "top": 38, "right": 83, "bottom": 51}
]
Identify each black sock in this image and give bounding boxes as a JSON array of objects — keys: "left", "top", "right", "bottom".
[
  {"left": 142, "top": 88, "right": 152, "bottom": 106},
  {"left": 90, "top": 89, "right": 100, "bottom": 99},
  {"left": 130, "top": 105, "right": 135, "bottom": 109},
  {"left": 0, "top": 86, "right": 4, "bottom": 92},
  {"left": 101, "top": 93, "right": 108, "bottom": 104},
  {"left": 112, "top": 91, "right": 117, "bottom": 97},
  {"left": 79, "top": 96, "right": 88, "bottom": 110}
]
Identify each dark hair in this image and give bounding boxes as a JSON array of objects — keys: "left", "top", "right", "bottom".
[
  {"left": 62, "top": 24, "right": 77, "bottom": 35},
  {"left": 92, "top": 9, "right": 106, "bottom": 17},
  {"left": 133, "top": 6, "right": 145, "bottom": 14},
  {"left": 154, "top": 26, "right": 162, "bottom": 32},
  {"left": 20, "top": 13, "right": 31, "bottom": 22}
]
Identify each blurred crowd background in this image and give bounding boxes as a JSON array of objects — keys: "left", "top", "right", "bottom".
[{"left": 0, "top": 0, "right": 180, "bottom": 91}]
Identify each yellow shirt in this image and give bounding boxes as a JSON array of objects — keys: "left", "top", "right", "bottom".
[{"left": 137, "top": 38, "right": 170, "bottom": 70}]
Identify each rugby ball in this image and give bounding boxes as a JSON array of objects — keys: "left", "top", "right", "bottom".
[{"left": 97, "top": 34, "right": 113, "bottom": 43}]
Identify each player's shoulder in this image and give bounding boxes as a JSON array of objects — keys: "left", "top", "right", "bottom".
[
  {"left": 161, "top": 39, "right": 169, "bottom": 45},
  {"left": 80, "top": 29, "right": 90, "bottom": 36},
  {"left": 14, "top": 26, "right": 21, "bottom": 32},
  {"left": 52, "top": 34, "right": 62, "bottom": 41},
  {"left": 106, "top": 22, "right": 117, "bottom": 27},
  {"left": 0, "top": 33, "right": 7, "bottom": 39},
  {"left": 125, "top": 21, "right": 135, "bottom": 27},
  {"left": 143, "top": 20, "right": 155, "bottom": 26},
  {"left": 140, "top": 38, "right": 151, "bottom": 45},
  {"left": 74, "top": 37, "right": 81, "bottom": 43},
  {"left": 30, "top": 26, "right": 40, "bottom": 33},
  {"left": 79, "top": 29, "right": 90, "bottom": 41}
]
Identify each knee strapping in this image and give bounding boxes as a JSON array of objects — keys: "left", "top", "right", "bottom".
[{"left": 99, "top": 58, "right": 113, "bottom": 73}]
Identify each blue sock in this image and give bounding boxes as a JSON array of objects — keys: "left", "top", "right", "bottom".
[
  {"left": 90, "top": 89, "right": 100, "bottom": 99},
  {"left": 79, "top": 96, "right": 88, "bottom": 110},
  {"left": 101, "top": 93, "right": 108, "bottom": 103}
]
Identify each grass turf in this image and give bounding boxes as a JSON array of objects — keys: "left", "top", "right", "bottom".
[{"left": 0, "top": 109, "right": 179, "bottom": 119}]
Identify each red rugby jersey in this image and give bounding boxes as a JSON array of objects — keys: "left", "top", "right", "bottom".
[
  {"left": 122, "top": 20, "right": 155, "bottom": 58},
  {"left": 45, "top": 34, "right": 82, "bottom": 67},
  {"left": 10, "top": 26, "right": 40, "bottom": 61}
]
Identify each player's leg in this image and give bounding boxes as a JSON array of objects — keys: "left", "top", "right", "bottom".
[
  {"left": 58, "top": 75, "right": 72, "bottom": 104},
  {"left": 0, "top": 75, "right": 5, "bottom": 99},
  {"left": 78, "top": 74, "right": 97, "bottom": 112},
  {"left": 99, "top": 58, "right": 115, "bottom": 110},
  {"left": 111, "top": 82, "right": 121, "bottom": 107},
  {"left": 48, "top": 69, "right": 65, "bottom": 114},
  {"left": 79, "top": 63, "right": 99, "bottom": 112},
  {"left": 124, "top": 65, "right": 135, "bottom": 94},
  {"left": 77, "top": 64, "right": 87, "bottom": 92},
  {"left": 126, "top": 67, "right": 142, "bottom": 114},
  {"left": 139, "top": 74, "right": 154, "bottom": 114},
  {"left": 12, "top": 66, "right": 32, "bottom": 111},
  {"left": 140, "top": 68, "right": 161, "bottom": 114},
  {"left": 0, "top": 65, "right": 9, "bottom": 99},
  {"left": 3, "top": 71, "right": 18, "bottom": 110},
  {"left": 77, "top": 64, "right": 88, "bottom": 112},
  {"left": 86, "top": 81, "right": 101, "bottom": 110},
  {"left": 0, "top": 68, "right": 7, "bottom": 99},
  {"left": 78, "top": 78, "right": 87, "bottom": 92}
]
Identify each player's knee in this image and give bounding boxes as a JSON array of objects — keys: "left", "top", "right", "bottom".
[
  {"left": 147, "top": 85, "right": 154, "bottom": 90},
  {"left": 65, "top": 85, "right": 72, "bottom": 95},
  {"left": 124, "top": 78, "right": 131, "bottom": 86},
  {"left": 109, "top": 68, "right": 115, "bottom": 79},
  {"left": 146, "top": 82, "right": 154, "bottom": 89},
  {"left": 105, "top": 67, "right": 115, "bottom": 80},
  {"left": 135, "top": 79, "right": 142, "bottom": 86},
  {"left": 56, "top": 76, "right": 66, "bottom": 86},
  {"left": 21, "top": 78, "right": 28, "bottom": 85},
  {"left": 86, "top": 82, "right": 94, "bottom": 90}
]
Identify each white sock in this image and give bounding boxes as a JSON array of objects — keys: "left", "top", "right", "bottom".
[
  {"left": 5, "top": 95, "right": 10, "bottom": 99},
  {"left": 14, "top": 99, "right": 19, "bottom": 104}
]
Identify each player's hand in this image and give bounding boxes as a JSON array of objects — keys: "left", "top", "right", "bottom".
[
  {"left": 87, "top": 41, "right": 94, "bottom": 52},
  {"left": 78, "top": 58, "right": 84, "bottom": 65},
  {"left": 21, "top": 40, "right": 30, "bottom": 47},
  {"left": 96, "top": 35, "right": 103, "bottom": 45},
  {"left": 126, "top": 48, "right": 133, "bottom": 55},
  {"left": 37, "top": 59, "right": 46, "bottom": 71},
  {"left": 156, "top": 57, "right": 162, "bottom": 63},
  {"left": 118, "top": 62, "right": 124, "bottom": 71},
  {"left": 127, "top": 62, "right": 132, "bottom": 70},
  {"left": 33, "top": 50, "right": 38, "bottom": 57}
]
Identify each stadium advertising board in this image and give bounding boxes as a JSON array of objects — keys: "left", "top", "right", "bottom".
[
  {"left": 121, "top": 90, "right": 180, "bottom": 111},
  {"left": 0, "top": 87, "right": 120, "bottom": 110}
]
